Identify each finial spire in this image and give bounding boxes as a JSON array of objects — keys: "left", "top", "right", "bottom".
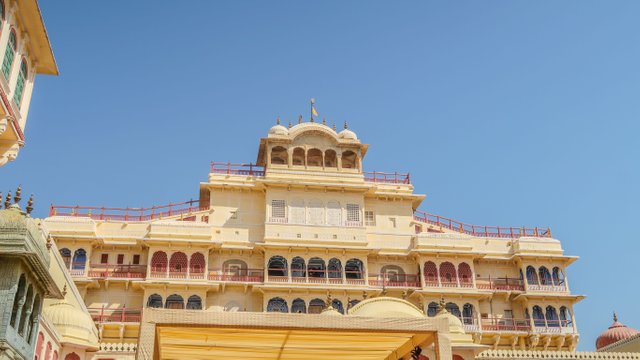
[
  {"left": 322, "top": 117, "right": 326, "bottom": 125},
  {"left": 614, "top": 311, "right": 618, "bottom": 322},
  {"left": 62, "top": 284, "right": 67, "bottom": 297},
  {"left": 276, "top": 117, "right": 280, "bottom": 125},
  {"left": 332, "top": 123, "right": 336, "bottom": 131},
  {"left": 14, "top": 185, "right": 21, "bottom": 204},
  {"left": 4, "top": 191, "right": 11, "bottom": 209},
  {"left": 344, "top": 121, "right": 348, "bottom": 129},
  {"left": 298, "top": 115, "right": 302, "bottom": 124},
  {"left": 26, "top": 194, "right": 33, "bottom": 215},
  {"left": 288, "top": 121, "right": 292, "bottom": 129},
  {"left": 325, "top": 292, "right": 333, "bottom": 309},
  {"left": 438, "top": 296, "right": 447, "bottom": 314}
]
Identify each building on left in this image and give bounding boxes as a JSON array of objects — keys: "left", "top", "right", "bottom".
[{"left": 0, "top": 0, "right": 57, "bottom": 167}]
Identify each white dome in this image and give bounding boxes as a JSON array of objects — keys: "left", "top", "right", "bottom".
[
  {"left": 43, "top": 300, "right": 99, "bottom": 348},
  {"left": 268, "top": 124, "right": 288, "bottom": 136},
  {"left": 338, "top": 129, "right": 357, "bottom": 140}
]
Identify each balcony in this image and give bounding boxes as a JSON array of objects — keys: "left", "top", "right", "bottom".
[
  {"left": 266, "top": 269, "right": 367, "bottom": 286},
  {"left": 208, "top": 269, "right": 264, "bottom": 283},
  {"left": 148, "top": 268, "right": 206, "bottom": 280},
  {"left": 423, "top": 278, "right": 475, "bottom": 289},
  {"left": 476, "top": 277, "right": 525, "bottom": 292},
  {"left": 475, "top": 317, "right": 575, "bottom": 334},
  {"left": 88, "top": 307, "right": 142, "bottom": 323},
  {"left": 49, "top": 200, "right": 209, "bottom": 222},
  {"left": 369, "top": 274, "right": 420, "bottom": 288},
  {"left": 527, "top": 283, "right": 567, "bottom": 292},
  {"left": 87, "top": 264, "right": 147, "bottom": 279}
]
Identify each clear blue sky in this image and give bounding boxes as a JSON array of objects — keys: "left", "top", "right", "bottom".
[{"left": 2, "top": 1, "right": 639, "bottom": 350}]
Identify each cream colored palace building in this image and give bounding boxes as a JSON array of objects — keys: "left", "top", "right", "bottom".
[{"left": 38, "top": 120, "right": 601, "bottom": 360}]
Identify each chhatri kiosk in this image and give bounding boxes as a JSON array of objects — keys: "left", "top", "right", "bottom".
[{"left": 41, "top": 119, "right": 637, "bottom": 359}]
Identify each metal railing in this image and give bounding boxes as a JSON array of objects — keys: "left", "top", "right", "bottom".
[
  {"left": 413, "top": 210, "right": 551, "bottom": 239},
  {"left": 49, "top": 200, "right": 208, "bottom": 222},
  {"left": 363, "top": 171, "right": 411, "bottom": 184},
  {"left": 210, "top": 162, "right": 265, "bottom": 176},
  {"left": 88, "top": 264, "right": 147, "bottom": 279},
  {"left": 369, "top": 274, "right": 420, "bottom": 288},
  {"left": 476, "top": 277, "right": 525, "bottom": 291},
  {"left": 88, "top": 307, "right": 142, "bottom": 323},
  {"left": 208, "top": 269, "right": 264, "bottom": 282}
]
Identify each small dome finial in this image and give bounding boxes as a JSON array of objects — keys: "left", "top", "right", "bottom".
[
  {"left": 62, "top": 284, "right": 67, "bottom": 297},
  {"left": 276, "top": 117, "right": 280, "bottom": 125},
  {"left": 614, "top": 311, "right": 618, "bottom": 322},
  {"left": 325, "top": 292, "right": 333, "bottom": 309},
  {"left": 15, "top": 185, "right": 21, "bottom": 204},
  {"left": 322, "top": 117, "right": 326, "bottom": 125},
  {"left": 288, "top": 121, "right": 292, "bottom": 129},
  {"left": 344, "top": 121, "right": 348, "bottom": 129},
  {"left": 298, "top": 115, "right": 302, "bottom": 124},
  {"left": 332, "top": 123, "right": 337, "bottom": 131},
  {"left": 4, "top": 191, "right": 11, "bottom": 209},
  {"left": 26, "top": 194, "right": 34, "bottom": 215},
  {"left": 438, "top": 296, "right": 447, "bottom": 314}
]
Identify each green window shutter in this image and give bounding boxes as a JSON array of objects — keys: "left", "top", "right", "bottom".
[
  {"left": 2, "top": 32, "right": 16, "bottom": 80},
  {"left": 13, "top": 61, "right": 26, "bottom": 107}
]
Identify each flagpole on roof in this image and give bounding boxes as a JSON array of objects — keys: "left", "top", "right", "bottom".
[{"left": 310, "top": 98, "right": 315, "bottom": 122}]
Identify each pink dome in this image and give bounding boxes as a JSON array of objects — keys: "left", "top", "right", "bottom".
[{"left": 596, "top": 313, "right": 640, "bottom": 350}]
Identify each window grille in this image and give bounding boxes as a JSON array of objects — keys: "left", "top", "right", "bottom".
[
  {"left": 2, "top": 31, "right": 15, "bottom": 79},
  {"left": 271, "top": 200, "right": 286, "bottom": 219},
  {"left": 346, "top": 204, "right": 360, "bottom": 223},
  {"left": 308, "top": 199, "right": 324, "bottom": 225},
  {"left": 365, "top": 211, "right": 376, "bottom": 226},
  {"left": 327, "top": 201, "right": 341, "bottom": 226},
  {"left": 267, "top": 297, "right": 288, "bottom": 313},
  {"left": 290, "top": 199, "right": 305, "bottom": 224}
]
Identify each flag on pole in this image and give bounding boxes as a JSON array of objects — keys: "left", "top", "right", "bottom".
[{"left": 311, "top": 98, "right": 318, "bottom": 119}]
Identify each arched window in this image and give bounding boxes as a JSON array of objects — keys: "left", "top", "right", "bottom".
[
  {"left": 2, "top": 29, "right": 16, "bottom": 79},
  {"left": 458, "top": 263, "right": 472, "bottom": 287},
  {"left": 224, "top": 301, "right": 241, "bottom": 312},
  {"left": 532, "top": 306, "right": 545, "bottom": 327},
  {"left": 18, "top": 284, "right": 33, "bottom": 335},
  {"left": 560, "top": 306, "right": 572, "bottom": 327},
  {"left": 332, "top": 299, "right": 344, "bottom": 314},
  {"left": 328, "top": 258, "right": 342, "bottom": 280},
  {"left": 307, "top": 148, "right": 323, "bottom": 167},
  {"left": 268, "top": 256, "right": 288, "bottom": 277},
  {"left": 462, "top": 304, "right": 474, "bottom": 325},
  {"left": 309, "top": 298, "right": 325, "bottom": 314},
  {"left": 151, "top": 251, "right": 168, "bottom": 275},
  {"left": 324, "top": 149, "right": 337, "bottom": 167},
  {"left": 59, "top": 248, "right": 71, "bottom": 267},
  {"left": 445, "top": 302, "right": 461, "bottom": 318},
  {"left": 326, "top": 201, "right": 341, "bottom": 226},
  {"left": 526, "top": 266, "right": 539, "bottom": 285},
  {"left": 453, "top": 355, "right": 465, "bottom": 360},
  {"left": 165, "top": 294, "right": 184, "bottom": 309},
  {"left": 13, "top": 59, "right": 27, "bottom": 107},
  {"left": 27, "top": 294, "right": 40, "bottom": 342},
  {"left": 169, "top": 252, "right": 188, "bottom": 278},
  {"left": 341, "top": 150, "right": 358, "bottom": 169},
  {"left": 44, "top": 342, "right": 51, "bottom": 360},
  {"left": 72, "top": 249, "right": 87, "bottom": 270},
  {"left": 308, "top": 257, "right": 326, "bottom": 278},
  {"left": 10, "top": 274, "right": 26, "bottom": 327},
  {"left": 424, "top": 261, "right": 438, "bottom": 286},
  {"left": 345, "top": 258, "right": 364, "bottom": 279},
  {"left": 64, "top": 353, "right": 81, "bottom": 360},
  {"left": 270, "top": 146, "right": 288, "bottom": 165},
  {"left": 147, "top": 294, "right": 163, "bottom": 308},
  {"left": 222, "top": 259, "right": 248, "bottom": 278},
  {"left": 267, "top": 297, "right": 288, "bottom": 313},
  {"left": 291, "top": 298, "right": 306, "bottom": 313},
  {"left": 427, "top": 302, "right": 438, "bottom": 317},
  {"left": 439, "top": 262, "right": 457, "bottom": 286},
  {"left": 552, "top": 267, "right": 564, "bottom": 286},
  {"left": 546, "top": 306, "right": 559, "bottom": 327},
  {"left": 307, "top": 199, "right": 324, "bottom": 225},
  {"left": 186, "top": 295, "right": 202, "bottom": 310},
  {"left": 35, "top": 332, "right": 44, "bottom": 360},
  {"left": 348, "top": 299, "right": 360, "bottom": 310},
  {"left": 290, "top": 198, "right": 305, "bottom": 224},
  {"left": 539, "top": 267, "right": 552, "bottom": 285},
  {"left": 291, "top": 257, "right": 306, "bottom": 279},
  {"left": 189, "top": 253, "right": 205, "bottom": 277},
  {"left": 292, "top": 147, "right": 305, "bottom": 166},
  {"left": 381, "top": 264, "right": 405, "bottom": 283}
]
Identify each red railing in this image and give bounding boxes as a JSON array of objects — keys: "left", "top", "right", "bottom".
[
  {"left": 369, "top": 274, "right": 420, "bottom": 288},
  {"left": 481, "top": 317, "right": 532, "bottom": 332},
  {"left": 208, "top": 269, "right": 264, "bottom": 282},
  {"left": 88, "top": 307, "right": 142, "bottom": 323},
  {"left": 210, "top": 162, "right": 265, "bottom": 176},
  {"left": 49, "top": 199, "right": 208, "bottom": 222},
  {"left": 363, "top": 171, "right": 411, "bottom": 184},
  {"left": 476, "top": 277, "right": 525, "bottom": 291},
  {"left": 88, "top": 264, "right": 147, "bottom": 279},
  {"left": 413, "top": 210, "right": 551, "bottom": 239}
]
